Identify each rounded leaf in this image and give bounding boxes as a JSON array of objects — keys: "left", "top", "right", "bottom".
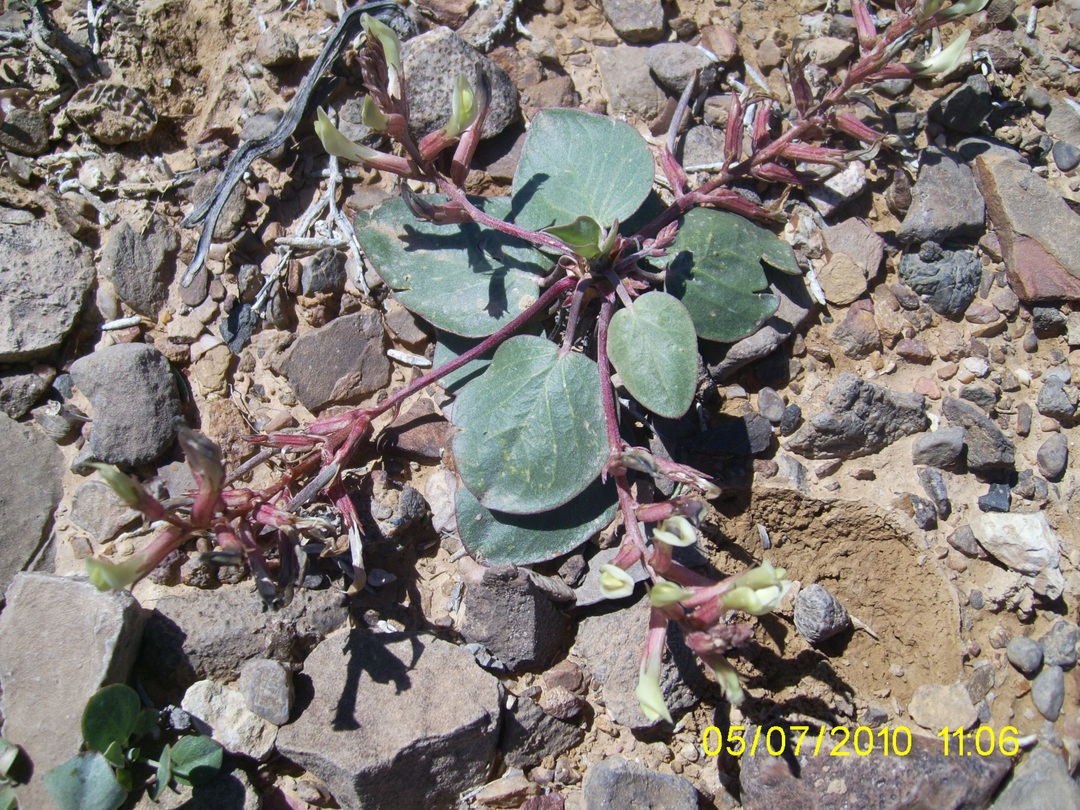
[
  {"left": 452, "top": 335, "right": 607, "bottom": 514},
  {"left": 170, "top": 736, "right": 223, "bottom": 787},
  {"left": 608, "top": 292, "right": 697, "bottom": 418},
  {"left": 44, "top": 753, "right": 126, "bottom": 810},
  {"left": 512, "top": 109, "right": 654, "bottom": 231},
  {"left": 456, "top": 477, "right": 617, "bottom": 565},
  {"left": 82, "top": 685, "right": 141, "bottom": 754}
]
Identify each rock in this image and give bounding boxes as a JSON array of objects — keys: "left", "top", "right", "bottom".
[
  {"left": 1036, "top": 433, "right": 1068, "bottom": 480},
  {"left": 599, "top": 0, "right": 665, "bottom": 43},
  {"left": 895, "top": 337, "right": 933, "bottom": 363},
  {"left": 596, "top": 45, "right": 667, "bottom": 121},
  {"left": 968, "top": 511, "right": 1061, "bottom": 580},
  {"left": 381, "top": 398, "right": 449, "bottom": 463},
  {"left": 425, "top": 468, "right": 459, "bottom": 535},
  {"left": 134, "top": 584, "right": 348, "bottom": 702},
  {"left": 807, "top": 161, "right": 867, "bottom": 218},
  {"left": 785, "top": 373, "right": 928, "bottom": 459},
  {"left": 1030, "top": 666, "right": 1064, "bottom": 721},
  {"left": 571, "top": 546, "right": 648, "bottom": 609},
  {"left": 300, "top": 248, "right": 347, "bottom": 295},
  {"left": 0, "top": 107, "right": 50, "bottom": 155},
  {"left": 70, "top": 480, "right": 140, "bottom": 542},
  {"left": 582, "top": 757, "right": 698, "bottom": 810},
  {"left": 917, "top": 466, "right": 951, "bottom": 518},
  {"left": 573, "top": 597, "right": 704, "bottom": 729},
  {"left": 740, "top": 729, "right": 1008, "bottom": 810},
  {"left": 498, "top": 694, "right": 584, "bottom": 769},
  {"left": 912, "top": 426, "right": 966, "bottom": 467},
  {"left": 255, "top": 25, "right": 298, "bottom": 67},
  {"left": 0, "top": 413, "right": 63, "bottom": 593},
  {"left": 0, "top": 219, "right": 95, "bottom": 361},
  {"left": 941, "top": 397, "right": 1014, "bottom": 472},
  {"left": 960, "top": 384, "right": 997, "bottom": 411},
  {"left": 679, "top": 124, "right": 724, "bottom": 168},
  {"left": 780, "top": 403, "right": 802, "bottom": 436},
  {"left": 930, "top": 74, "right": 993, "bottom": 134},
  {"left": 898, "top": 242, "right": 981, "bottom": 319},
  {"left": 978, "top": 482, "right": 1011, "bottom": 513},
  {"left": 0, "top": 365, "right": 53, "bottom": 419},
  {"left": 700, "top": 25, "right": 739, "bottom": 64},
  {"left": 1036, "top": 379, "right": 1078, "bottom": 422},
  {"left": 1052, "top": 141, "right": 1080, "bottom": 172},
  {"left": 130, "top": 767, "right": 261, "bottom": 810},
  {"left": 990, "top": 745, "right": 1080, "bottom": 810},
  {"left": 101, "top": 217, "right": 179, "bottom": 316},
  {"left": 819, "top": 218, "right": 884, "bottom": 306},
  {"left": 793, "top": 584, "right": 851, "bottom": 645},
  {"left": 831, "top": 299, "right": 881, "bottom": 359},
  {"left": 898, "top": 149, "right": 985, "bottom": 244},
  {"left": 239, "top": 658, "right": 294, "bottom": 726},
  {"left": 909, "top": 682, "right": 978, "bottom": 731},
  {"left": 1033, "top": 305, "right": 1067, "bottom": 336},
  {"left": 972, "top": 145, "right": 1080, "bottom": 302},
  {"left": 645, "top": 43, "right": 712, "bottom": 93},
  {"left": 459, "top": 566, "right": 572, "bottom": 671},
  {"left": 1039, "top": 621, "right": 1078, "bottom": 669},
  {"left": 0, "top": 573, "right": 145, "bottom": 806},
  {"left": 70, "top": 343, "right": 181, "bottom": 468},
  {"left": 278, "top": 310, "right": 391, "bottom": 412},
  {"left": 182, "top": 680, "right": 277, "bottom": 760},
  {"left": 695, "top": 412, "right": 773, "bottom": 457},
  {"left": 383, "top": 298, "right": 430, "bottom": 346},
  {"left": 402, "top": 27, "right": 519, "bottom": 139},
  {"left": 191, "top": 169, "right": 247, "bottom": 242},
  {"left": 757, "top": 387, "right": 785, "bottom": 424},
  {"left": 1006, "top": 636, "right": 1043, "bottom": 676},
  {"left": 276, "top": 629, "right": 501, "bottom": 810},
  {"left": 220, "top": 302, "right": 259, "bottom": 354},
  {"left": 475, "top": 774, "right": 538, "bottom": 808},
  {"left": 805, "top": 36, "right": 854, "bottom": 68}
]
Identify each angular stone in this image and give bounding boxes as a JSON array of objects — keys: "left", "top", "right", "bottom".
[
  {"left": 239, "top": 658, "right": 294, "bottom": 726},
  {"left": 898, "top": 242, "right": 981, "bottom": 319},
  {"left": 571, "top": 546, "right": 648, "bottom": 609},
  {"left": 740, "top": 729, "right": 1009, "bottom": 810},
  {"left": 912, "top": 426, "right": 966, "bottom": 467},
  {"left": 498, "top": 694, "right": 584, "bottom": 770},
  {"left": 1039, "top": 620, "right": 1079, "bottom": 669},
  {"left": 805, "top": 36, "right": 854, "bottom": 69},
  {"left": 695, "top": 412, "right": 773, "bottom": 457},
  {"left": 182, "top": 680, "right": 277, "bottom": 760},
  {"left": 278, "top": 310, "right": 391, "bottom": 412},
  {"left": 130, "top": 767, "right": 261, "bottom": 810},
  {"left": 898, "top": 149, "right": 985, "bottom": 244},
  {"left": 582, "top": 757, "right": 698, "bottom": 810},
  {"left": 968, "top": 512, "right": 1060, "bottom": 577},
  {"left": 0, "top": 219, "right": 95, "bottom": 361},
  {"left": 831, "top": 298, "right": 881, "bottom": 358},
  {"left": 101, "top": 216, "right": 178, "bottom": 316},
  {"left": 990, "top": 745, "right": 1080, "bottom": 810},
  {"left": 0, "top": 573, "right": 145, "bottom": 805},
  {"left": 381, "top": 398, "right": 449, "bottom": 462},
  {"left": 645, "top": 43, "right": 712, "bottom": 93},
  {"left": 0, "top": 107, "right": 49, "bottom": 155},
  {"left": 941, "top": 397, "right": 1014, "bottom": 472},
  {"left": 300, "top": 248, "right": 347, "bottom": 296},
  {"left": 70, "top": 343, "right": 181, "bottom": 468},
  {"left": 70, "top": 480, "right": 140, "bottom": 542},
  {"left": 910, "top": 682, "right": 978, "bottom": 731},
  {"left": 1030, "top": 666, "right": 1064, "bottom": 721},
  {"left": 599, "top": 0, "right": 665, "bottom": 43},
  {"left": 785, "top": 373, "right": 928, "bottom": 459},
  {"left": 596, "top": 45, "right": 667, "bottom": 121},
  {"left": 1036, "top": 379, "right": 1078, "bottom": 422},
  {"left": 0, "top": 365, "right": 53, "bottom": 419},
  {"left": 807, "top": 161, "right": 867, "bottom": 218},
  {"left": 679, "top": 124, "right": 724, "bottom": 169},
  {"left": 820, "top": 217, "right": 884, "bottom": 306},
  {"left": 276, "top": 629, "right": 500, "bottom": 810},
  {"left": 255, "top": 25, "right": 298, "bottom": 67},
  {"left": 383, "top": 298, "right": 430, "bottom": 346},
  {"left": 930, "top": 74, "right": 992, "bottom": 134}
]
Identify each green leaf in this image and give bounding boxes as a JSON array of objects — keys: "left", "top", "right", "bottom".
[
  {"left": 354, "top": 197, "right": 550, "bottom": 338},
  {"left": 0, "top": 784, "right": 17, "bottom": 810},
  {"left": 150, "top": 744, "right": 172, "bottom": 801},
  {"left": 452, "top": 335, "right": 607, "bottom": 514},
  {"left": 433, "top": 332, "right": 494, "bottom": 394},
  {"left": 607, "top": 292, "right": 698, "bottom": 419},
  {"left": 511, "top": 109, "right": 654, "bottom": 231},
  {"left": 101, "top": 742, "right": 125, "bottom": 771},
  {"left": 82, "top": 685, "right": 141, "bottom": 754},
  {"left": 170, "top": 736, "right": 223, "bottom": 787},
  {"left": 0, "top": 738, "right": 19, "bottom": 778},
  {"left": 133, "top": 708, "right": 159, "bottom": 738},
  {"left": 456, "top": 477, "right": 618, "bottom": 565},
  {"left": 662, "top": 208, "right": 794, "bottom": 343},
  {"left": 44, "top": 753, "right": 126, "bottom": 810},
  {"left": 544, "top": 215, "right": 604, "bottom": 258}
]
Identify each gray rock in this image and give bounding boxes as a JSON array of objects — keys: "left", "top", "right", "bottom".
[
  {"left": 898, "top": 242, "right": 981, "bottom": 319},
  {"left": 960, "top": 384, "right": 997, "bottom": 411},
  {"left": 572, "top": 546, "right": 648, "bottom": 609},
  {"left": 696, "top": 412, "right": 773, "bottom": 457},
  {"left": 793, "top": 584, "right": 851, "bottom": 645},
  {"left": 785, "top": 373, "right": 929, "bottom": 459},
  {"left": 239, "top": 658, "right": 294, "bottom": 725},
  {"left": 596, "top": 45, "right": 667, "bottom": 121},
  {"left": 0, "top": 107, "right": 50, "bottom": 155},
  {"left": 276, "top": 629, "right": 501, "bottom": 810},
  {"left": 0, "top": 573, "right": 145, "bottom": 807},
  {"left": 1036, "top": 379, "right": 1078, "bottom": 422},
  {"left": 573, "top": 597, "right": 704, "bottom": 730},
  {"left": 278, "top": 310, "right": 391, "bottom": 412},
  {"left": 917, "top": 466, "right": 951, "bottom": 518},
  {"left": 599, "top": 0, "right": 665, "bottom": 43},
  {"left": 780, "top": 403, "right": 802, "bottom": 436},
  {"left": 0, "top": 365, "right": 53, "bottom": 418},
  {"left": 942, "top": 397, "right": 1014, "bottom": 472},
  {"left": 1036, "top": 433, "right": 1068, "bottom": 480},
  {"left": 807, "top": 161, "right": 868, "bottom": 218},
  {"left": 300, "top": 248, "right": 347, "bottom": 296},
  {"left": 402, "top": 27, "right": 519, "bottom": 140},
  {"left": 969, "top": 511, "right": 1062, "bottom": 584},
  {"left": 912, "top": 426, "right": 966, "bottom": 467},
  {"left": 947, "top": 525, "right": 985, "bottom": 559},
  {"left": 679, "top": 124, "right": 724, "bottom": 169},
  {"left": 70, "top": 480, "right": 140, "bottom": 542},
  {"left": 498, "top": 694, "right": 584, "bottom": 769},
  {"left": 101, "top": 217, "right": 179, "bottom": 316},
  {"left": 909, "top": 682, "right": 978, "bottom": 732},
  {"left": 898, "top": 149, "right": 985, "bottom": 244},
  {"left": 645, "top": 43, "right": 712, "bottom": 93},
  {"left": 182, "top": 679, "right": 277, "bottom": 760},
  {"left": 583, "top": 757, "right": 698, "bottom": 810},
  {"left": 383, "top": 298, "right": 429, "bottom": 346},
  {"left": 758, "top": 387, "right": 785, "bottom": 424},
  {"left": 820, "top": 217, "right": 885, "bottom": 305},
  {"left": 70, "top": 343, "right": 181, "bottom": 468},
  {"left": 0, "top": 219, "right": 95, "bottom": 361},
  {"left": 1030, "top": 665, "right": 1064, "bottom": 721},
  {"left": 191, "top": 169, "right": 247, "bottom": 243},
  {"left": 1039, "top": 621, "right": 1079, "bottom": 669},
  {"left": 978, "top": 482, "right": 1011, "bottom": 513},
  {"left": 989, "top": 745, "right": 1080, "bottom": 810},
  {"left": 130, "top": 767, "right": 261, "bottom": 810},
  {"left": 930, "top": 74, "right": 993, "bottom": 134},
  {"left": 459, "top": 566, "right": 571, "bottom": 671},
  {"left": 1006, "top": 636, "right": 1043, "bottom": 676},
  {"left": 1052, "top": 141, "right": 1080, "bottom": 173},
  {"left": 0, "top": 413, "right": 64, "bottom": 594}
]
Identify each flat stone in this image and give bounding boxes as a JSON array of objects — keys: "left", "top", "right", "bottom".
[
  {"left": 740, "top": 729, "right": 1009, "bottom": 810},
  {"left": 898, "top": 149, "right": 985, "bottom": 244},
  {"left": 278, "top": 310, "right": 391, "bottom": 412},
  {"left": 700, "top": 25, "right": 739, "bottom": 65},
  {"left": 599, "top": 0, "right": 665, "bottom": 43},
  {"left": 101, "top": 217, "right": 178, "bottom": 316},
  {"left": 582, "top": 757, "right": 698, "bottom": 809},
  {"left": 820, "top": 218, "right": 884, "bottom": 306},
  {"left": 917, "top": 466, "right": 951, "bottom": 518},
  {"left": 680, "top": 124, "right": 724, "bottom": 169},
  {"left": 402, "top": 27, "right": 519, "bottom": 140},
  {"left": 909, "top": 682, "right": 978, "bottom": 731},
  {"left": 968, "top": 511, "right": 1061, "bottom": 578},
  {"left": 941, "top": 396, "right": 1014, "bottom": 472},
  {"left": 498, "top": 694, "right": 584, "bottom": 770},
  {"left": 989, "top": 745, "right": 1080, "bottom": 810},
  {"left": 381, "top": 398, "right": 449, "bottom": 462},
  {"left": 1036, "top": 379, "right": 1078, "bottom": 422},
  {"left": 276, "top": 629, "right": 501, "bottom": 810},
  {"left": 1052, "top": 140, "right": 1080, "bottom": 173},
  {"left": 0, "top": 573, "right": 145, "bottom": 807},
  {"left": 383, "top": 298, "right": 430, "bottom": 346},
  {"left": 948, "top": 525, "right": 986, "bottom": 559},
  {"left": 1006, "top": 636, "right": 1043, "bottom": 676},
  {"left": 239, "top": 658, "right": 294, "bottom": 726},
  {"left": 300, "top": 248, "right": 347, "bottom": 296},
  {"left": 912, "top": 425, "right": 966, "bottom": 467},
  {"left": 255, "top": 25, "right": 298, "bottom": 67},
  {"left": 695, "top": 412, "right": 773, "bottom": 457},
  {"left": 0, "top": 219, "right": 95, "bottom": 361},
  {"left": 596, "top": 45, "right": 667, "bottom": 121},
  {"left": 831, "top": 299, "right": 881, "bottom": 358},
  {"left": 758, "top": 387, "right": 785, "bottom": 424},
  {"left": 645, "top": 42, "right": 712, "bottom": 93},
  {"left": 182, "top": 680, "right": 277, "bottom": 760},
  {"left": 1039, "top": 620, "right": 1079, "bottom": 669},
  {"left": 1030, "top": 665, "right": 1064, "bottom": 721},
  {"left": 805, "top": 36, "right": 854, "bottom": 68},
  {"left": 1036, "top": 432, "right": 1068, "bottom": 480},
  {"left": 0, "top": 107, "right": 49, "bottom": 155},
  {"left": 978, "top": 482, "right": 1011, "bottom": 513},
  {"left": 786, "top": 373, "right": 928, "bottom": 459},
  {"left": 70, "top": 343, "right": 181, "bottom": 468},
  {"left": 898, "top": 242, "right": 981, "bottom": 319},
  {"left": 807, "top": 161, "right": 867, "bottom": 218},
  {"left": 70, "top": 480, "right": 140, "bottom": 542},
  {"left": 0, "top": 365, "right": 53, "bottom": 419},
  {"left": 930, "top": 74, "right": 992, "bottom": 134},
  {"left": 895, "top": 338, "right": 933, "bottom": 363}
]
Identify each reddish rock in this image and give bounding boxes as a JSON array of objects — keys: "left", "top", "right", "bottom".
[
  {"left": 895, "top": 338, "right": 933, "bottom": 363},
  {"left": 700, "top": 25, "right": 739, "bottom": 64},
  {"left": 831, "top": 299, "right": 881, "bottom": 359},
  {"left": 380, "top": 398, "right": 449, "bottom": 463}
]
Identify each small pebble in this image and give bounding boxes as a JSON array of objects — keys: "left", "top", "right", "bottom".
[
  {"left": 1031, "top": 666, "right": 1065, "bottom": 721},
  {"left": 1036, "top": 433, "right": 1068, "bottom": 480},
  {"left": 1052, "top": 141, "right": 1080, "bottom": 173},
  {"left": 1039, "top": 621, "right": 1079, "bottom": 669},
  {"left": 977, "top": 482, "right": 1011, "bottom": 513},
  {"left": 1006, "top": 636, "right": 1043, "bottom": 677}
]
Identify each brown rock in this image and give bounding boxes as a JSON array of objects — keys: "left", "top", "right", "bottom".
[
  {"left": 895, "top": 338, "right": 933, "bottom": 363},
  {"left": 523, "top": 76, "right": 580, "bottom": 111},
  {"left": 380, "top": 398, "right": 449, "bottom": 462},
  {"left": 832, "top": 299, "right": 881, "bottom": 359},
  {"left": 700, "top": 25, "right": 739, "bottom": 65},
  {"left": 913, "top": 376, "right": 942, "bottom": 399}
]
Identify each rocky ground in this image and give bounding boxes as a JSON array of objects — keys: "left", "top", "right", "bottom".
[{"left": 2, "top": 0, "right": 1080, "bottom": 807}]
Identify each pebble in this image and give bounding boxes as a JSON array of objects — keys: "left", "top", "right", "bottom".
[
  {"left": 917, "top": 467, "right": 951, "bottom": 518},
  {"left": 930, "top": 74, "right": 992, "bottom": 134},
  {"left": 1036, "top": 379, "right": 1078, "bottom": 422},
  {"left": 948, "top": 525, "right": 985, "bottom": 559},
  {"left": 596, "top": 45, "right": 667, "bottom": 121},
  {"left": 1030, "top": 666, "right": 1065, "bottom": 721},
  {"left": 794, "top": 584, "right": 851, "bottom": 645},
  {"left": 896, "top": 338, "right": 933, "bottom": 363},
  {"left": 1032, "top": 306, "right": 1067, "bottom": 336},
  {"left": 909, "top": 682, "right": 978, "bottom": 731},
  {"left": 1052, "top": 141, "right": 1080, "bottom": 172},
  {"left": 1036, "top": 433, "right": 1068, "bottom": 480},
  {"left": 1039, "top": 621, "right": 1079, "bottom": 669},
  {"left": 969, "top": 512, "right": 1064, "bottom": 599},
  {"left": 779, "top": 403, "right": 802, "bottom": 436},
  {"left": 978, "top": 482, "right": 1011, "bottom": 513},
  {"left": 912, "top": 426, "right": 966, "bottom": 467},
  {"left": 989, "top": 745, "right": 1080, "bottom": 809},
  {"left": 898, "top": 242, "right": 981, "bottom": 319},
  {"left": 757, "top": 387, "right": 785, "bottom": 424},
  {"left": 942, "top": 397, "right": 1014, "bottom": 473},
  {"left": 1006, "top": 636, "right": 1043, "bottom": 677},
  {"left": 644, "top": 43, "right": 713, "bottom": 93},
  {"left": 301, "top": 248, "right": 347, "bottom": 296},
  {"left": 239, "top": 659, "right": 294, "bottom": 726},
  {"left": 831, "top": 299, "right": 881, "bottom": 359},
  {"left": 1017, "top": 402, "right": 1033, "bottom": 436},
  {"left": 807, "top": 161, "right": 868, "bottom": 218},
  {"left": 255, "top": 26, "right": 299, "bottom": 67},
  {"left": 182, "top": 679, "right": 277, "bottom": 761},
  {"left": 101, "top": 217, "right": 179, "bottom": 317}
]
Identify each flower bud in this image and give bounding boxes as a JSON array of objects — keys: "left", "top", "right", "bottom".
[
  {"left": 361, "top": 13, "right": 401, "bottom": 75},
  {"left": 444, "top": 73, "right": 478, "bottom": 138},
  {"left": 710, "top": 657, "right": 746, "bottom": 706},
  {"left": 85, "top": 556, "right": 144, "bottom": 592},
  {"left": 361, "top": 95, "right": 390, "bottom": 133},
  {"left": 598, "top": 564, "right": 636, "bottom": 599},
  {"left": 906, "top": 30, "right": 971, "bottom": 76},
  {"left": 89, "top": 463, "right": 147, "bottom": 509},
  {"left": 721, "top": 561, "right": 791, "bottom": 616},
  {"left": 649, "top": 579, "right": 695, "bottom": 608},
  {"left": 652, "top": 516, "right": 697, "bottom": 548},
  {"left": 635, "top": 661, "right": 673, "bottom": 723}
]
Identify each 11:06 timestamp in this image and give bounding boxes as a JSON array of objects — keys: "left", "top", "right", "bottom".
[{"left": 939, "top": 726, "right": 1021, "bottom": 757}]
